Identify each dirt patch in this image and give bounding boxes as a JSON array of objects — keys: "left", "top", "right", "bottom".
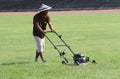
[
  {"left": 50, "top": 9, "right": 120, "bottom": 14},
  {"left": 0, "top": 9, "right": 120, "bottom": 15}
]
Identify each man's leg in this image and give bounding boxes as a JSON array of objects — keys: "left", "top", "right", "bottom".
[
  {"left": 39, "top": 38, "right": 46, "bottom": 63},
  {"left": 35, "top": 51, "right": 39, "bottom": 62},
  {"left": 34, "top": 36, "right": 46, "bottom": 63},
  {"left": 39, "top": 52, "right": 46, "bottom": 63}
]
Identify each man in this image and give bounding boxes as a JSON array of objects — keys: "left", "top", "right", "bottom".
[{"left": 33, "top": 4, "right": 55, "bottom": 63}]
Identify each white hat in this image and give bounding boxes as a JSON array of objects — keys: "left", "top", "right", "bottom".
[{"left": 38, "top": 4, "right": 52, "bottom": 12}]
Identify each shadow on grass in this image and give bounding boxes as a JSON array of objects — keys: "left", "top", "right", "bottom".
[{"left": 0, "top": 61, "right": 33, "bottom": 66}]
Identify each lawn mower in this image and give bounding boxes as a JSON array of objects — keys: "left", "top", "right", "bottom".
[{"left": 46, "top": 31, "right": 96, "bottom": 65}]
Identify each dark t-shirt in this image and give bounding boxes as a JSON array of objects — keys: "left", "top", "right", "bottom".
[{"left": 33, "top": 13, "right": 50, "bottom": 38}]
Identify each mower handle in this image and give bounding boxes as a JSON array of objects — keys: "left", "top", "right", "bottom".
[
  {"left": 46, "top": 31, "right": 75, "bottom": 55},
  {"left": 46, "top": 31, "right": 61, "bottom": 38},
  {"left": 47, "top": 31, "right": 56, "bottom": 33}
]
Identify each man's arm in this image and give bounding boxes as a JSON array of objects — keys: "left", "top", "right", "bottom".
[
  {"left": 48, "top": 21, "right": 56, "bottom": 32},
  {"left": 35, "top": 22, "right": 45, "bottom": 33},
  {"left": 34, "top": 16, "right": 46, "bottom": 33}
]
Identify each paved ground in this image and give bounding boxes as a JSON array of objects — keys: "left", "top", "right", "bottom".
[{"left": 0, "top": 9, "right": 120, "bottom": 15}]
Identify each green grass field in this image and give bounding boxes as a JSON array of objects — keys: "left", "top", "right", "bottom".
[{"left": 0, "top": 13, "right": 120, "bottom": 79}]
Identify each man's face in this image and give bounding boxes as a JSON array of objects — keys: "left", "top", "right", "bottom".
[{"left": 41, "top": 10, "right": 48, "bottom": 16}]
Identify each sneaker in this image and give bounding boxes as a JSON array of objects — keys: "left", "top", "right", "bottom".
[
  {"left": 42, "top": 60, "right": 47, "bottom": 63},
  {"left": 35, "top": 60, "right": 38, "bottom": 62}
]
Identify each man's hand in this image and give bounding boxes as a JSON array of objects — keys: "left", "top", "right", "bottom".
[
  {"left": 51, "top": 29, "right": 56, "bottom": 33},
  {"left": 41, "top": 30, "right": 47, "bottom": 36},
  {"left": 43, "top": 30, "right": 47, "bottom": 33}
]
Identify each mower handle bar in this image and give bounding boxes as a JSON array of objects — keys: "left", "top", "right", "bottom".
[
  {"left": 46, "top": 31, "right": 75, "bottom": 55},
  {"left": 46, "top": 31, "right": 53, "bottom": 33}
]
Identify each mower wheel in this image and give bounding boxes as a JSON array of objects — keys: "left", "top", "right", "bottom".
[
  {"left": 92, "top": 60, "right": 97, "bottom": 63},
  {"left": 62, "top": 61, "right": 66, "bottom": 64}
]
